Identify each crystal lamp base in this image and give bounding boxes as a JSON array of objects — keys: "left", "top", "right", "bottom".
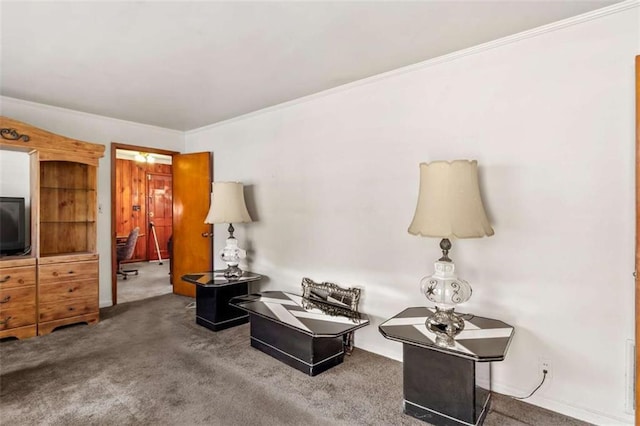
[
  {"left": 222, "top": 264, "right": 243, "bottom": 279},
  {"left": 426, "top": 306, "right": 465, "bottom": 347},
  {"left": 220, "top": 235, "right": 246, "bottom": 280}
]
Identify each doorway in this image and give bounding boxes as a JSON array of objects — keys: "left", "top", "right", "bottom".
[
  {"left": 110, "top": 145, "right": 214, "bottom": 306},
  {"left": 111, "top": 143, "right": 178, "bottom": 305}
]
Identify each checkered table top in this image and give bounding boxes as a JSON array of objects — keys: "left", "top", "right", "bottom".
[
  {"left": 181, "top": 271, "right": 262, "bottom": 287},
  {"left": 379, "top": 307, "right": 514, "bottom": 361},
  {"left": 230, "top": 291, "right": 369, "bottom": 337}
]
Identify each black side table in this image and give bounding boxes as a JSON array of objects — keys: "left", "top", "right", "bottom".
[
  {"left": 379, "top": 307, "right": 514, "bottom": 426},
  {"left": 181, "top": 271, "right": 262, "bottom": 331}
]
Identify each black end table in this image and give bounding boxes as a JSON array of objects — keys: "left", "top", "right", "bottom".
[
  {"left": 181, "top": 271, "right": 262, "bottom": 331},
  {"left": 230, "top": 291, "right": 369, "bottom": 376},
  {"left": 379, "top": 307, "right": 514, "bottom": 426}
]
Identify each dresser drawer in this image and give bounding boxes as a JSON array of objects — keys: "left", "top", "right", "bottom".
[
  {"left": 39, "top": 261, "right": 98, "bottom": 284},
  {"left": 39, "top": 297, "right": 98, "bottom": 322},
  {"left": 0, "top": 266, "right": 37, "bottom": 289},
  {"left": 0, "top": 295, "right": 37, "bottom": 330},
  {"left": 39, "top": 279, "right": 98, "bottom": 303},
  {"left": 0, "top": 285, "right": 36, "bottom": 309}
]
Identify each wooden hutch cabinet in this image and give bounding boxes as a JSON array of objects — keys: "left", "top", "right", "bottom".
[{"left": 0, "top": 116, "right": 105, "bottom": 338}]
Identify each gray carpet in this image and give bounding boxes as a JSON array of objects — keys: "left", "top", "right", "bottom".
[
  {"left": 0, "top": 294, "right": 590, "bottom": 426},
  {"left": 117, "top": 261, "right": 172, "bottom": 304}
]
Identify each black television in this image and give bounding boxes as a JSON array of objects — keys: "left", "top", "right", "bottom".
[{"left": 0, "top": 197, "right": 26, "bottom": 256}]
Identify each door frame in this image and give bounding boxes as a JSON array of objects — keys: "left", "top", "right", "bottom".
[
  {"left": 110, "top": 143, "right": 179, "bottom": 306},
  {"left": 635, "top": 55, "right": 639, "bottom": 419}
]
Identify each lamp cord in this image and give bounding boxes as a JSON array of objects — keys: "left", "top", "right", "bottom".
[
  {"left": 454, "top": 313, "right": 547, "bottom": 400},
  {"left": 512, "top": 370, "right": 547, "bottom": 400}
]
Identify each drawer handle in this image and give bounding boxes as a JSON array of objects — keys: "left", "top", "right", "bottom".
[
  {"left": 68, "top": 288, "right": 74, "bottom": 293},
  {"left": 0, "top": 275, "right": 10, "bottom": 283},
  {"left": 0, "top": 295, "right": 11, "bottom": 304},
  {"left": 0, "top": 316, "right": 11, "bottom": 325},
  {"left": 68, "top": 307, "right": 75, "bottom": 312},
  {"left": 67, "top": 270, "right": 75, "bottom": 275}
]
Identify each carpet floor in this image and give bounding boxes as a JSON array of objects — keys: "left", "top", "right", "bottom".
[
  {"left": 0, "top": 294, "right": 590, "bottom": 426},
  {"left": 117, "top": 261, "right": 172, "bottom": 304}
]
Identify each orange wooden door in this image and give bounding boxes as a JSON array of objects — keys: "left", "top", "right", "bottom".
[
  {"left": 147, "top": 172, "right": 172, "bottom": 261},
  {"left": 172, "top": 152, "right": 213, "bottom": 297}
]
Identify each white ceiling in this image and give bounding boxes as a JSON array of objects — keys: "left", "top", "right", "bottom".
[{"left": 1, "top": 1, "right": 620, "bottom": 131}]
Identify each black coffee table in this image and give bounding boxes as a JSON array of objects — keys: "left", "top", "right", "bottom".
[{"left": 230, "top": 291, "right": 369, "bottom": 376}]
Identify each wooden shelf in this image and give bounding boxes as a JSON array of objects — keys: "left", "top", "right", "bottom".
[
  {"left": 37, "top": 252, "right": 98, "bottom": 263},
  {"left": 0, "top": 256, "right": 36, "bottom": 267}
]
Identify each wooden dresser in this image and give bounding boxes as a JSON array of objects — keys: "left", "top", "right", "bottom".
[
  {"left": 37, "top": 254, "right": 99, "bottom": 335},
  {"left": 0, "top": 257, "right": 37, "bottom": 339},
  {"left": 0, "top": 116, "right": 105, "bottom": 338}
]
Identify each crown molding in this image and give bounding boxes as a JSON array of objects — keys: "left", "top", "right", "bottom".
[
  {"left": 187, "top": 0, "right": 639, "bottom": 136},
  {"left": 0, "top": 96, "right": 184, "bottom": 136}
]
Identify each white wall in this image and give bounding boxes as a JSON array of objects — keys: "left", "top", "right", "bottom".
[
  {"left": 186, "top": 5, "right": 638, "bottom": 425},
  {"left": 0, "top": 97, "right": 185, "bottom": 307},
  {"left": 0, "top": 150, "right": 31, "bottom": 246}
]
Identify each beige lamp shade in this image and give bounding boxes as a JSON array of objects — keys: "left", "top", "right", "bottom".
[
  {"left": 204, "top": 182, "right": 252, "bottom": 224},
  {"left": 408, "top": 160, "right": 494, "bottom": 239}
]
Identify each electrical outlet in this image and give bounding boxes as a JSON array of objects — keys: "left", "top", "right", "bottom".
[{"left": 539, "top": 358, "right": 552, "bottom": 380}]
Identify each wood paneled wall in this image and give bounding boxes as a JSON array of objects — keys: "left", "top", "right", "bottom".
[{"left": 115, "top": 159, "right": 171, "bottom": 262}]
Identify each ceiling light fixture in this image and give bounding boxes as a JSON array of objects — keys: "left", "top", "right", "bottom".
[{"left": 134, "top": 152, "right": 155, "bottom": 163}]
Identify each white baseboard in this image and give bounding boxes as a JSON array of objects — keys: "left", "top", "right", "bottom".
[
  {"left": 364, "top": 337, "right": 635, "bottom": 425},
  {"left": 492, "top": 381, "right": 634, "bottom": 426}
]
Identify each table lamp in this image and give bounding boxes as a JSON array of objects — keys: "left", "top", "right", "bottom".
[
  {"left": 204, "top": 182, "right": 252, "bottom": 278},
  {"left": 408, "top": 160, "right": 494, "bottom": 346}
]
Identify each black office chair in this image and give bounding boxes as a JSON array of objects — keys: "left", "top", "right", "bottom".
[{"left": 117, "top": 227, "right": 140, "bottom": 280}]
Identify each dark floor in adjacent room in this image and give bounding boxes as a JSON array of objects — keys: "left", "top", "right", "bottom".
[{"left": 0, "top": 294, "right": 590, "bottom": 425}]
